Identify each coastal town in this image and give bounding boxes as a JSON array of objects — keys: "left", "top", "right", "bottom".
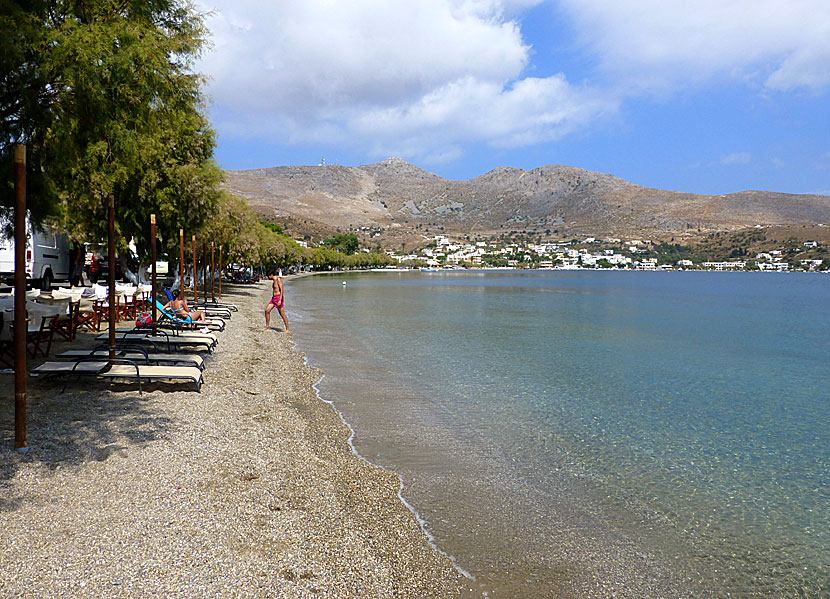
[{"left": 384, "top": 232, "right": 830, "bottom": 272}]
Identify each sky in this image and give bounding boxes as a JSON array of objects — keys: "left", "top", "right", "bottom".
[{"left": 193, "top": 0, "right": 830, "bottom": 196}]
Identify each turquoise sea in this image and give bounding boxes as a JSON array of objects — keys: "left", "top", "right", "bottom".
[{"left": 287, "top": 270, "right": 828, "bottom": 598}]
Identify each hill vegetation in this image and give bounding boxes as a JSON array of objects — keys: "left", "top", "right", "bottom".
[{"left": 223, "top": 158, "right": 830, "bottom": 252}]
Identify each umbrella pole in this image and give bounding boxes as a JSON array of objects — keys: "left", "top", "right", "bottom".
[
  {"left": 151, "top": 214, "right": 157, "bottom": 323},
  {"left": 13, "top": 144, "right": 27, "bottom": 450},
  {"left": 192, "top": 235, "right": 197, "bottom": 305},
  {"left": 178, "top": 229, "right": 184, "bottom": 297}
]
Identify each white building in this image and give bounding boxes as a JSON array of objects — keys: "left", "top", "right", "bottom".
[
  {"left": 702, "top": 261, "right": 745, "bottom": 270},
  {"left": 757, "top": 262, "right": 789, "bottom": 271}
]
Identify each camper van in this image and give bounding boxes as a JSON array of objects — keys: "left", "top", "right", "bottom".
[{"left": 0, "top": 215, "right": 71, "bottom": 290}]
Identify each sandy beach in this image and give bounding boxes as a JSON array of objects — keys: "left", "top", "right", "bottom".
[{"left": 0, "top": 281, "right": 463, "bottom": 598}]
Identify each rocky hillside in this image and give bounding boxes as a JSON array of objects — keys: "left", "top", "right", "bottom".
[{"left": 222, "top": 158, "right": 830, "bottom": 243}]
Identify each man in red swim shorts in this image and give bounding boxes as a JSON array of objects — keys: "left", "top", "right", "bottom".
[{"left": 261, "top": 271, "right": 290, "bottom": 333}]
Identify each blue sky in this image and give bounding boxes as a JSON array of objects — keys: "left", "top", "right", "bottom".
[{"left": 195, "top": 0, "right": 830, "bottom": 196}]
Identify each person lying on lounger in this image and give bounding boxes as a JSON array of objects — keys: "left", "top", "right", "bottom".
[{"left": 164, "top": 290, "right": 207, "bottom": 323}]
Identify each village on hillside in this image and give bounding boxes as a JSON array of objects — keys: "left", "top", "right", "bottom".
[{"left": 379, "top": 232, "right": 830, "bottom": 272}]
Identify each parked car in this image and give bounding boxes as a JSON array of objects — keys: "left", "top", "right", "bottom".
[
  {"left": 226, "top": 264, "right": 254, "bottom": 283},
  {"left": 85, "top": 247, "right": 123, "bottom": 283}
]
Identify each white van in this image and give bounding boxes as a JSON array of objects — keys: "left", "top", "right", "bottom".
[{"left": 0, "top": 215, "right": 71, "bottom": 290}]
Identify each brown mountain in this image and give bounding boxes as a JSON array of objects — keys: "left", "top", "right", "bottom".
[{"left": 222, "top": 158, "right": 830, "bottom": 243}]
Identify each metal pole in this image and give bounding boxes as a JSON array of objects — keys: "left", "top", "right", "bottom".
[
  {"left": 178, "top": 229, "right": 184, "bottom": 296},
  {"left": 218, "top": 246, "right": 222, "bottom": 298},
  {"left": 150, "top": 214, "right": 157, "bottom": 323},
  {"left": 107, "top": 194, "right": 116, "bottom": 362},
  {"left": 13, "top": 144, "right": 27, "bottom": 450},
  {"left": 210, "top": 242, "right": 215, "bottom": 301},
  {"left": 192, "top": 234, "right": 197, "bottom": 304}
]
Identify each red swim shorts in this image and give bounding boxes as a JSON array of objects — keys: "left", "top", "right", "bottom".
[{"left": 269, "top": 294, "right": 284, "bottom": 309}]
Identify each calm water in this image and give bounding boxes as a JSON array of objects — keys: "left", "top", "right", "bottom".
[{"left": 287, "top": 270, "right": 828, "bottom": 598}]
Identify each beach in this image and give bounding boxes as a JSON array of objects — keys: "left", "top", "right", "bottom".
[{"left": 0, "top": 281, "right": 463, "bottom": 598}]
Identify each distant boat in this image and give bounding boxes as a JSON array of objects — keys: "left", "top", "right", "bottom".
[{"left": 420, "top": 267, "right": 436, "bottom": 271}]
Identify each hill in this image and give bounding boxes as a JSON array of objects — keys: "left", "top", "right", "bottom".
[{"left": 222, "top": 158, "right": 830, "bottom": 246}]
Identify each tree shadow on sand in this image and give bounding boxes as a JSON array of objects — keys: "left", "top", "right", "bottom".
[{"left": 0, "top": 376, "right": 177, "bottom": 512}]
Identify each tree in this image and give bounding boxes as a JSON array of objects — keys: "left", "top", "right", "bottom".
[
  {"left": 323, "top": 233, "right": 359, "bottom": 255},
  {"left": 1, "top": 1, "right": 220, "bottom": 260},
  {"left": 203, "top": 193, "right": 261, "bottom": 267},
  {"left": 0, "top": 1, "right": 63, "bottom": 224}
]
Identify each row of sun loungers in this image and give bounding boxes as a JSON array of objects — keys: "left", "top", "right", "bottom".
[{"left": 29, "top": 296, "right": 237, "bottom": 393}]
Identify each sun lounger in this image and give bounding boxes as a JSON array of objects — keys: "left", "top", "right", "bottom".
[
  {"left": 196, "top": 304, "right": 232, "bottom": 319},
  {"left": 197, "top": 300, "right": 237, "bottom": 311},
  {"left": 154, "top": 299, "right": 225, "bottom": 331},
  {"left": 96, "top": 329, "right": 218, "bottom": 353},
  {"left": 31, "top": 357, "right": 204, "bottom": 393},
  {"left": 57, "top": 347, "right": 205, "bottom": 370},
  {"left": 185, "top": 296, "right": 238, "bottom": 313},
  {"left": 164, "top": 288, "right": 237, "bottom": 312}
]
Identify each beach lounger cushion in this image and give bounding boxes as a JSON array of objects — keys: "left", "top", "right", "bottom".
[{"left": 57, "top": 349, "right": 205, "bottom": 370}]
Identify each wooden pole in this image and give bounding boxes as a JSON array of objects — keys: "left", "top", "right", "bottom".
[
  {"left": 179, "top": 229, "right": 184, "bottom": 297},
  {"left": 150, "top": 214, "right": 157, "bottom": 323},
  {"left": 13, "top": 144, "right": 27, "bottom": 450},
  {"left": 210, "top": 242, "right": 215, "bottom": 301},
  {"left": 218, "top": 246, "right": 222, "bottom": 298},
  {"left": 192, "top": 234, "right": 197, "bottom": 304},
  {"left": 107, "top": 194, "right": 116, "bottom": 362},
  {"left": 202, "top": 241, "right": 207, "bottom": 304}
]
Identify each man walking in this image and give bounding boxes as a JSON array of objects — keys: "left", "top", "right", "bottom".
[{"left": 261, "top": 271, "right": 290, "bottom": 333}]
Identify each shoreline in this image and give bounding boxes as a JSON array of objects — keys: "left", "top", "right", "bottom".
[{"left": 0, "top": 283, "right": 463, "bottom": 598}]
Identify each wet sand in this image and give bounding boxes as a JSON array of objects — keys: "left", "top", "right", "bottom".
[{"left": 0, "top": 281, "right": 463, "bottom": 598}]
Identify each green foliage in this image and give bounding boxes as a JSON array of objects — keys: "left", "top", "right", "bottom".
[
  {"left": 0, "top": 1, "right": 62, "bottom": 222},
  {"left": 323, "top": 232, "right": 359, "bottom": 254},
  {"left": 201, "top": 194, "right": 393, "bottom": 271},
  {"left": 1, "top": 0, "right": 220, "bottom": 259}
]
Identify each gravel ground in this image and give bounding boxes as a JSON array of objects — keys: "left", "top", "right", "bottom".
[{"left": 0, "top": 281, "right": 463, "bottom": 598}]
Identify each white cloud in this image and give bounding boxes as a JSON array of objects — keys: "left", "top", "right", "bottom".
[
  {"left": 200, "top": 0, "right": 530, "bottom": 114},
  {"left": 720, "top": 152, "right": 752, "bottom": 166},
  {"left": 350, "top": 75, "right": 612, "bottom": 157},
  {"left": 195, "top": 0, "right": 615, "bottom": 161},
  {"left": 556, "top": 0, "right": 830, "bottom": 93}
]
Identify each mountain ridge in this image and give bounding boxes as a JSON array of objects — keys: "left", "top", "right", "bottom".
[{"left": 222, "top": 159, "right": 830, "bottom": 243}]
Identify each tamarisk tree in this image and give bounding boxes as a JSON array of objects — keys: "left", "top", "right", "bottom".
[{"left": 1, "top": 0, "right": 220, "bottom": 261}]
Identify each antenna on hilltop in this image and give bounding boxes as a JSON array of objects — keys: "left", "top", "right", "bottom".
[{"left": 319, "top": 156, "right": 326, "bottom": 166}]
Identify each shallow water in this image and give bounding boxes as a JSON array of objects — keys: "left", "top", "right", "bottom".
[{"left": 287, "top": 270, "right": 828, "bottom": 598}]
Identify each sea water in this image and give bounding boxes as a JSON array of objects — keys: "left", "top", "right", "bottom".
[{"left": 286, "top": 270, "right": 828, "bottom": 598}]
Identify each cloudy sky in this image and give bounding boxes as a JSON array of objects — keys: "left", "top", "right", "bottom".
[{"left": 194, "top": 0, "right": 830, "bottom": 195}]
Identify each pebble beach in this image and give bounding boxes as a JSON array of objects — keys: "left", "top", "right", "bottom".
[{"left": 0, "top": 281, "right": 463, "bottom": 598}]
